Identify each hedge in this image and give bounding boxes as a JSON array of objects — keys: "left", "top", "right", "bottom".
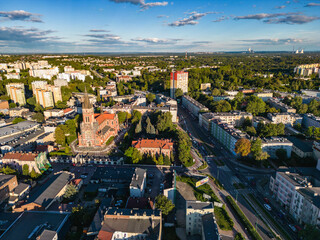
[
  {"left": 214, "top": 206, "right": 234, "bottom": 231},
  {"left": 226, "top": 196, "right": 262, "bottom": 240}
]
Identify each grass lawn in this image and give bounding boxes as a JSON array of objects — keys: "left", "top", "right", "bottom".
[{"left": 215, "top": 206, "right": 234, "bottom": 231}]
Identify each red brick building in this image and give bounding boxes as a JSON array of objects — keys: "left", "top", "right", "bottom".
[
  {"left": 132, "top": 139, "right": 173, "bottom": 156},
  {"left": 78, "top": 90, "right": 119, "bottom": 147}
]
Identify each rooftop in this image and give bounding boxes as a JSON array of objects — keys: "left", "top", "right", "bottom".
[
  {"left": 297, "top": 187, "right": 320, "bottom": 208},
  {"left": 182, "top": 95, "right": 208, "bottom": 110},
  {"left": 0, "top": 175, "right": 16, "bottom": 186},
  {"left": 130, "top": 168, "right": 146, "bottom": 190},
  {"left": 2, "top": 152, "right": 38, "bottom": 162},
  {"left": 186, "top": 201, "right": 213, "bottom": 210},
  {"left": 0, "top": 211, "right": 70, "bottom": 240},
  {"left": 287, "top": 136, "right": 313, "bottom": 153},
  {"left": 132, "top": 138, "right": 173, "bottom": 150},
  {"left": 202, "top": 213, "right": 220, "bottom": 240}
]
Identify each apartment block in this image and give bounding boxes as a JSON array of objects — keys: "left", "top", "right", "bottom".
[
  {"left": 267, "top": 112, "right": 302, "bottom": 126},
  {"left": 29, "top": 67, "right": 59, "bottom": 80},
  {"left": 186, "top": 201, "right": 214, "bottom": 236},
  {"left": 268, "top": 98, "right": 296, "bottom": 113},
  {"left": 269, "top": 168, "right": 320, "bottom": 226},
  {"left": 212, "top": 111, "right": 253, "bottom": 127},
  {"left": 6, "top": 83, "right": 26, "bottom": 106},
  {"left": 32, "top": 81, "right": 62, "bottom": 107},
  {"left": 302, "top": 113, "right": 320, "bottom": 128},
  {"left": 182, "top": 95, "right": 209, "bottom": 117},
  {"left": 170, "top": 71, "right": 188, "bottom": 98},
  {"left": 261, "top": 137, "right": 293, "bottom": 158},
  {"left": 210, "top": 119, "right": 249, "bottom": 155},
  {"left": 5, "top": 73, "right": 20, "bottom": 80}
]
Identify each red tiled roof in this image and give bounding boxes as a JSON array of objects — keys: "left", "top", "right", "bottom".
[
  {"left": 2, "top": 152, "right": 38, "bottom": 161},
  {"left": 97, "top": 230, "right": 113, "bottom": 240},
  {"left": 132, "top": 138, "right": 173, "bottom": 150},
  {"left": 95, "top": 113, "right": 116, "bottom": 125}
]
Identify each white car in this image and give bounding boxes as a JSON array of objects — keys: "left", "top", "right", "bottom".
[{"left": 264, "top": 204, "right": 272, "bottom": 211}]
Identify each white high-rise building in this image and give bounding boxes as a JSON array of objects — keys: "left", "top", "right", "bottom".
[{"left": 170, "top": 71, "right": 188, "bottom": 98}]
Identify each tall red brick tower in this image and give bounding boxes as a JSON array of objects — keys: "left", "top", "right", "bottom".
[{"left": 82, "top": 87, "right": 94, "bottom": 123}]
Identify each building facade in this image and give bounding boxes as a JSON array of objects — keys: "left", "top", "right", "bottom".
[
  {"left": 132, "top": 138, "right": 173, "bottom": 157},
  {"left": 261, "top": 137, "right": 293, "bottom": 158},
  {"left": 170, "top": 71, "right": 188, "bottom": 98},
  {"left": 78, "top": 90, "right": 119, "bottom": 148},
  {"left": 267, "top": 112, "right": 302, "bottom": 126},
  {"left": 182, "top": 95, "right": 209, "bottom": 118},
  {"left": 6, "top": 83, "right": 26, "bottom": 106}
]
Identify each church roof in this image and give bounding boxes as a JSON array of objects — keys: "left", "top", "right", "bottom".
[
  {"left": 132, "top": 139, "right": 173, "bottom": 150},
  {"left": 95, "top": 113, "right": 116, "bottom": 125},
  {"left": 83, "top": 87, "right": 92, "bottom": 109}
]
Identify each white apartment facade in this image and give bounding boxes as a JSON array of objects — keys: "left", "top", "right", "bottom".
[{"left": 170, "top": 71, "right": 188, "bottom": 98}]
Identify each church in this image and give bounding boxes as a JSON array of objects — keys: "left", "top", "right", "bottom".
[{"left": 78, "top": 89, "right": 119, "bottom": 148}]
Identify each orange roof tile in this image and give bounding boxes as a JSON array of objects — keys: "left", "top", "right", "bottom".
[
  {"left": 2, "top": 152, "right": 38, "bottom": 161},
  {"left": 132, "top": 138, "right": 173, "bottom": 150},
  {"left": 97, "top": 230, "right": 113, "bottom": 240},
  {"left": 95, "top": 113, "right": 116, "bottom": 125},
  {"left": 63, "top": 108, "right": 73, "bottom": 113}
]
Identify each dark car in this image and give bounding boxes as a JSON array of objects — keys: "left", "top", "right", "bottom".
[{"left": 264, "top": 198, "right": 270, "bottom": 204}]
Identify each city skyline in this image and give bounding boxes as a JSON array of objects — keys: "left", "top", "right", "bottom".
[{"left": 1, "top": 0, "right": 320, "bottom": 53}]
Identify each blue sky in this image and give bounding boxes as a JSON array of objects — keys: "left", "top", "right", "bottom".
[{"left": 1, "top": 0, "right": 320, "bottom": 52}]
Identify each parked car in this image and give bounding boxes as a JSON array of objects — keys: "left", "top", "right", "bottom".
[
  {"left": 264, "top": 198, "right": 270, "bottom": 204},
  {"left": 289, "top": 224, "right": 297, "bottom": 232},
  {"left": 295, "top": 225, "right": 302, "bottom": 232},
  {"left": 264, "top": 204, "right": 272, "bottom": 211}
]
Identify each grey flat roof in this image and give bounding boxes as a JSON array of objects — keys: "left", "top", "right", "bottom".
[
  {"left": 0, "top": 211, "right": 69, "bottom": 240},
  {"left": 186, "top": 201, "right": 213, "bottom": 210},
  {"left": 13, "top": 183, "right": 29, "bottom": 195},
  {"left": 0, "top": 175, "right": 15, "bottom": 186},
  {"left": 202, "top": 213, "right": 220, "bottom": 240},
  {"left": 27, "top": 172, "right": 72, "bottom": 208},
  {"left": 287, "top": 136, "right": 313, "bottom": 153},
  {"left": 130, "top": 168, "right": 146, "bottom": 189},
  {"left": 38, "top": 229, "right": 57, "bottom": 240}
]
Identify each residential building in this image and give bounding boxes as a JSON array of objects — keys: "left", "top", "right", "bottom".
[
  {"left": 170, "top": 71, "right": 188, "bottom": 98},
  {"left": 210, "top": 119, "right": 249, "bottom": 155},
  {"left": 78, "top": 89, "right": 119, "bottom": 148},
  {"left": 163, "top": 170, "right": 176, "bottom": 204},
  {"left": 212, "top": 111, "right": 253, "bottom": 127},
  {"left": 186, "top": 201, "right": 214, "bottom": 236},
  {"left": 0, "top": 175, "right": 18, "bottom": 204},
  {"left": 129, "top": 168, "right": 146, "bottom": 197},
  {"left": 212, "top": 95, "right": 234, "bottom": 101},
  {"left": 254, "top": 92, "right": 273, "bottom": 101},
  {"left": 287, "top": 136, "right": 314, "bottom": 158},
  {"left": 6, "top": 83, "right": 26, "bottom": 106},
  {"left": 199, "top": 112, "right": 215, "bottom": 132},
  {"left": 8, "top": 183, "right": 30, "bottom": 205},
  {"left": 313, "top": 142, "right": 320, "bottom": 170},
  {"left": 8, "top": 107, "right": 29, "bottom": 117},
  {"left": 252, "top": 116, "right": 271, "bottom": 128},
  {"left": 5, "top": 73, "right": 20, "bottom": 80},
  {"left": 32, "top": 81, "right": 62, "bottom": 107},
  {"left": 269, "top": 168, "right": 320, "bottom": 226},
  {"left": 2, "top": 152, "right": 50, "bottom": 174},
  {"left": 132, "top": 138, "right": 173, "bottom": 157},
  {"left": 29, "top": 67, "right": 59, "bottom": 80},
  {"left": 294, "top": 64, "right": 320, "bottom": 76},
  {"left": 35, "top": 89, "right": 55, "bottom": 108},
  {"left": 302, "top": 113, "right": 320, "bottom": 128},
  {"left": 97, "top": 208, "right": 162, "bottom": 240},
  {"left": 0, "top": 100, "right": 9, "bottom": 115},
  {"left": 116, "top": 75, "right": 132, "bottom": 82},
  {"left": 14, "top": 171, "right": 73, "bottom": 211},
  {"left": 268, "top": 98, "right": 296, "bottom": 113},
  {"left": 261, "top": 137, "right": 293, "bottom": 158},
  {"left": 267, "top": 112, "right": 302, "bottom": 126},
  {"left": 0, "top": 211, "right": 70, "bottom": 240},
  {"left": 201, "top": 213, "right": 220, "bottom": 240},
  {"left": 57, "top": 73, "right": 71, "bottom": 82},
  {"left": 301, "top": 89, "right": 320, "bottom": 98},
  {"left": 44, "top": 109, "right": 64, "bottom": 119},
  {"left": 182, "top": 95, "right": 209, "bottom": 117}
]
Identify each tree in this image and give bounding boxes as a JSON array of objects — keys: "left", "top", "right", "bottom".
[
  {"left": 12, "top": 117, "right": 26, "bottom": 124},
  {"left": 246, "top": 95, "right": 266, "bottom": 116},
  {"left": 135, "top": 120, "right": 142, "bottom": 134},
  {"left": 254, "top": 151, "right": 269, "bottom": 161},
  {"left": 27, "top": 97, "right": 36, "bottom": 106},
  {"left": 235, "top": 138, "right": 251, "bottom": 157},
  {"left": 245, "top": 126, "right": 256, "bottom": 136},
  {"left": 158, "top": 154, "right": 164, "bottom": 165},
  {"left": 251, "top": 138, "right": 262, "bottom": 155},
  {"left": 0, "top": 166, "right": 17, "bottom": 175},
  {"left": 30, "top": 168, "right": 39, "bottom": 179},
  {"left": 32, "top": 112, "right": 44, "bottom": 123},
  {"left": 9, "top": 102, "right": 16, "bottom": 108},
  {"left": 306, "top": 126, "right": 314, "bottom": 137},
  {"left": 174, "top": 88, "right": 183, "bottom": 98},
  {"left": 146, "top": 93, "right": 156, "bottom": 103},
  {"left": 212, "top": 100, "right": 231, "bottom": 112},
  {"left": 276, "top": 149, "right": 287, "bottom": 160},
  {"left": 155, "top": 194, "right": 175, "bottom": 215},
  {"left": 63, "top": 184, "right": 78, "bottom": 200},
  {"left": 124, "top": 147, "right": 142, "bottom": 164},
  {"left": 156, "top": 112, "right": 173, "bottom": 132},
  {"left": 131, "top": 110, "right": 142, "bottom": 124},
  {"left": 22, "top": 164, "right": 29, "bottom": 176},
  {"left": 299, "top": 225, "right": 320, "bottom": 240},
  {"left": 117, "top": 111, "right": 127, "bottom": 124},
  {"left": 55, "top": 126, "right": 65, "bottom": 145}
]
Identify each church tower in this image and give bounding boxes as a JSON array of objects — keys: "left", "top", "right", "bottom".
[{"left": 82, "top": 87, "right": 95, "bottom": 123}]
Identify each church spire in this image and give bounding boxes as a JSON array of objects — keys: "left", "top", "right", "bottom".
[{"left": 83, "top": 86, "right": 92, "bottom": 109}]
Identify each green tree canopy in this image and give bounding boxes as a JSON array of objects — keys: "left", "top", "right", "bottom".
[
  {"left": 155, "top": 194, "right": 175, "bottom": 215},
  {"left": 235, "top": 138, "right": 251, "bottom": 157}
]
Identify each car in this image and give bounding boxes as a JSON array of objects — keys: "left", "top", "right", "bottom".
[
  {"left": 289, "top": 224, "right": 297, "bottom": 232},
  {"left": 264, "top": 204, "right": 272, "bottom": 211},
  {"left": 263, "top": 198, "right": 270, "bottom": 204},
  {"left": 295, "top": 225, "right": 302, "bottom": 232}
]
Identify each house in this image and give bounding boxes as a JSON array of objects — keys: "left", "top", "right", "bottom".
[
  {"left": 97, "top": 208, "right": 162, "bottom": 240},
  {"left": 0, "top": 175, "right": 18, "bottom": 204},
  {"left": 132, "top": 139, "right": 173, "bottom": 157},
  {"left": 8, "top": 183, "right": 30, "bottom": 205},
  {"left": 14, "top": 172, "right": 73, "bottom": 212},
  {"left": 2, "top": 152, "right": 50, "bottom": 174},
  {"left": 129, "top": 168, "right": 146, "bottom": 197}
]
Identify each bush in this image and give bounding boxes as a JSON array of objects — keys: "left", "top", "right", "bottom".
[
  {"left": 226, "top": 196, "right": 262, "bottom": 240},
  {"left": 106, "top": 136, "right": 115, "bottom": 145},
  {"left": 214, "top": 206, "right": 234, "bottom": 230}
]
